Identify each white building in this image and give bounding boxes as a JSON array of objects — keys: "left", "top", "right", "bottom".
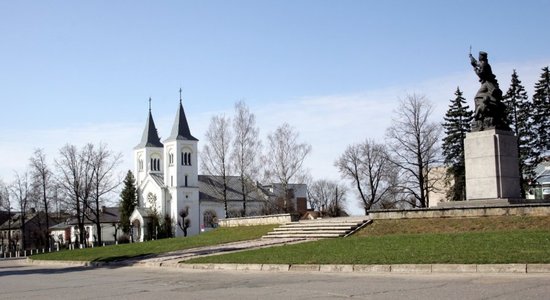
[{"left": 129, "top": 95, "right": 307, "bottom": 241}]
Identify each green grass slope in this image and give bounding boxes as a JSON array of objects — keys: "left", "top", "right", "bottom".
[
  {"left": 32, "top": 224, "right": 276, "bottom": 262},
  {"left": 185, "top": 216, "right": 550, "bottom": 265}
]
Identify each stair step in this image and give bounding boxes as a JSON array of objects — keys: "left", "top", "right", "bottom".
[
  {"left": 262, "top": 218, "right": 370, "bottom": 239},
  {"left": 283, "top": 222, "right": 363, "bottom": 226},
  {"left": 273, "top": 226, "right": 354, "bottom": 231},
  {"left": 264, "top": 233, "right": 344, "bottom": 238},
  {"left": 267, "top": 230, "right": 349, "bottom": 235}
]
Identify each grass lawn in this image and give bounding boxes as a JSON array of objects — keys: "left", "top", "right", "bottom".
[
  {"left": 32, "top": 224, "right": 276, "bottom": 262},
  {"left": 185, "top": 216, "right": 550, "bottom": 265}
]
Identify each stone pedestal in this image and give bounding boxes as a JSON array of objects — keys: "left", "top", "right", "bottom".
[{"left": 464, "top": 129, "right": 521, "bottom": 200}]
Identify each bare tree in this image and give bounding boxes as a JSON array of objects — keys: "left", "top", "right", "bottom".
[
  {"left": 385, "top": 94, "right": 442, "bottom": 208},
  {"left": 231, "top": 100, "right": 262, "bottom": 216},
  {"left": 87, "top": 143, "right": 122, "bottom": 246},
  {"left": 0, "top": 180, "right": 14, "bottom": 251},
  {"left": 201, "top": 115, "right": 232, "bottom": 218},
  {"left": 307, "top": 179, "right": 347, "bottom": 217},
  {"left": 177, "top": 206, "right": 190, "bottom": 237},
  {"left": 29, "top": 148, "right": 53, "bottom": 247},
  {"left": 10, "top": 171, "right": 31, "bottom": 250},
  {"left": 264, "top": 123, "right": 312, "bottom": 212},
  {"left": 55, "top": 144, "right": 96, "bottom": 246},
  {"left": 335, "top": 139, "right": 394, "bottom": 214}
]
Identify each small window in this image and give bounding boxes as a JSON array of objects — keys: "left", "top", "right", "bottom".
[
  {"left": 203, "top": 210, "right": 217, "bottom": 228},
  {"left": 185, "top": 175, "right": 188, "bottom": 187},
  {"left": 169, "top": 153, "right": 174, "bottom": 166}
]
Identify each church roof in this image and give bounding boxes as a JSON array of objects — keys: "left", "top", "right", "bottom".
[
  {"left": 165, "top": 101, "right": 198, "bottom": 142},
  {"left": 198, "top": 175, "right": 270, "bottom": 202},
  {"left": 150, "top": 173, "right": 165, "bottom": 187},
  {"left": 135, "top": 110, "right": 163, "bottom": 149}
]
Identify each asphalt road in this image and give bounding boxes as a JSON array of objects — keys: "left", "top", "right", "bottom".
[{"left": 1, "top": 259, "right": 549, "bottom": 300}]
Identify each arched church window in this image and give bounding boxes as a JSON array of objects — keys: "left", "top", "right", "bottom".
[
  {"left": 150, "top": 157, "right": 161, "bottom": 171},
  {"left": 180, "top": 149, "right": 192, "bottom": 166},
  {"left": 138, "top": 159, "right": 144, "bottom": 171},
  {"left": 169, "top": 153, "right": 174, "bottom": 166}
]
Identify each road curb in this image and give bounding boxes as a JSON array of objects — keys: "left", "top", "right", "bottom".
[{"left": 24, "top": 259, "right": 550, "bottom": 274}]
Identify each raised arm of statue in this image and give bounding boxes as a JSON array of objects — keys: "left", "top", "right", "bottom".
[{"left": 469, "top": 53, "right": 477, "bottom": 68}]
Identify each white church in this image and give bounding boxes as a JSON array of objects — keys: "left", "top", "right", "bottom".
[{"left": 129, "top": 94, "right": 307, "bottom": 241}]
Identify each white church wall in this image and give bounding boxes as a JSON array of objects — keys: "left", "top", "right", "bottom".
[
  {"left": 171, "top": 188, "right": 200, "bottom": 237},
  {"left": 140, "top": 179, "right": 164, "bottom": 214}
]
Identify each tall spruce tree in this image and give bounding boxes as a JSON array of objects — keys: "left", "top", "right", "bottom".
[
  {"left": 531, "top": 67, "right": 550, "bottom": 168},
  {"left": 442, "top": 87, "right": 473, "bottom": 200},
  {"left": 119, "top": 170, "right": 137, "bottom": 234},
  {"left": 503, "top": 70, "right": 534, "bottom": 197}
]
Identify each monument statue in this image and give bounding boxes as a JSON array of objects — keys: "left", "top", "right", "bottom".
[{"left": 469, "top": 50, "right": 510, "bottom": 131}]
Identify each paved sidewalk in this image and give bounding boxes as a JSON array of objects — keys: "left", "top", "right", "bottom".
[
  {"left": 132, "top": 237, "right": 309, "bottom": 266},
  {"left": 27, "top": 237, "right": 311, "bottom": 267}
]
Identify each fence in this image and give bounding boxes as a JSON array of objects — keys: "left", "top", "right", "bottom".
[{"left": 0, "top": 245, "right": 59, "bottom": 259}]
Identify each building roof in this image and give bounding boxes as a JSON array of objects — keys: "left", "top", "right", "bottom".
[
  {"left": 0, "top": 211, "right": 13, "bottom": 227},
  {"left": 135, "top": 207, "right": 154, "bottom": 218},
  {"left": 534, "top": 161, "right": 550, "bottom": 184},
  {"left": 135, "top": 109, "right": 163, "bottom": 149},
  {"left": 50, "top": 207, "right": 122, "bottom": 228},
  {"left": 0, "top": 212, "right": 68, "bottom": 230},
  {"left": 165, "top": 101, "right": 198, "bottom": 142},
  {"left": 198, "top": 175, "right": 270, "bottom": 202},
  {"left": 151, "top": 173, "right": 165, "bottom": 187},
  {"left": 49, "top": 222, "right": 72, "bottom": 230}
]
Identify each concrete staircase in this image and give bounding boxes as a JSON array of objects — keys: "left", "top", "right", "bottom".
[{"left": 263, "top": 217, "right": 371, "bottom": 239}]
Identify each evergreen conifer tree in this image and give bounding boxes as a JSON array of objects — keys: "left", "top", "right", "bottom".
[
  {"left": 119, "top": 170, "right": 137, "bottom": 234},
  {"left": 503, "top": 70, "right": 534, "bottom": 197},
  {"left": 531, "top": 66, "right": 550, "bottom": 167},
  {"left": 442, "top": 87, "right": 473, "bottom": 200}
]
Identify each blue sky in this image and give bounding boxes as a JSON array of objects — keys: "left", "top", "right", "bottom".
[{"left": 1, "top": 1, "right": 549, "bottom": 213}]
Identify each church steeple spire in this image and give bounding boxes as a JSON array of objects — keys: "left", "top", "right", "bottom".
[
  {"left": 135, "top": 97, "right": 163, "bottom": 148},
  {"left": 166, "top": 90, "right": 198, "bottom": 141}
]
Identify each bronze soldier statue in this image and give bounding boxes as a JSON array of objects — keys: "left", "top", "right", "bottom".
[{"left": 469, "top": 50, "right": 510, "bottom": 131}]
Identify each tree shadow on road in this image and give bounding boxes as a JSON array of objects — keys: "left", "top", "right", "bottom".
[{"left": 0, "top": 261, "right": 127, "bottom": 277}]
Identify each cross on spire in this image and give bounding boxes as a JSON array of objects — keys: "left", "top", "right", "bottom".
[
  {"left": 179, "top": 88, "right": 182, "bottom": 104},
  {"left": 148, "top": 97, "right": 152, "bottom": 112}
]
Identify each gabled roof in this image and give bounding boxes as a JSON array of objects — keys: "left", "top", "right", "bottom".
[
  {"left": 50, "top": 207, "right": 122, "bottom": 228},
  {"left": 0, "top": 212, "right": 68, "bottom": 230},
  {"left": 135, "top": 110, "right": 163, "bottom": 149},
  {"left": 165, "top": 101, "right": 198, "bottom": 142},
  {"left": 198, "top": 175, "right": 270, "bottom": 202},
  {"left": 135, "top": 207, "right": 154, "bottom": 218}
]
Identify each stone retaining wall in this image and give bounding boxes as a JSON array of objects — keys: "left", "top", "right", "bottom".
[
  {"left": 218, "top": 213, "right": 300, "bottom": 227},
  {"left": 368, "top": 204, "right": 550, "bottom": 220}
]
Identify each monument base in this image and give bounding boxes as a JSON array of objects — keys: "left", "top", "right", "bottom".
[{"left": 464, "top": 129, "right": 521, "bottom": 200}]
